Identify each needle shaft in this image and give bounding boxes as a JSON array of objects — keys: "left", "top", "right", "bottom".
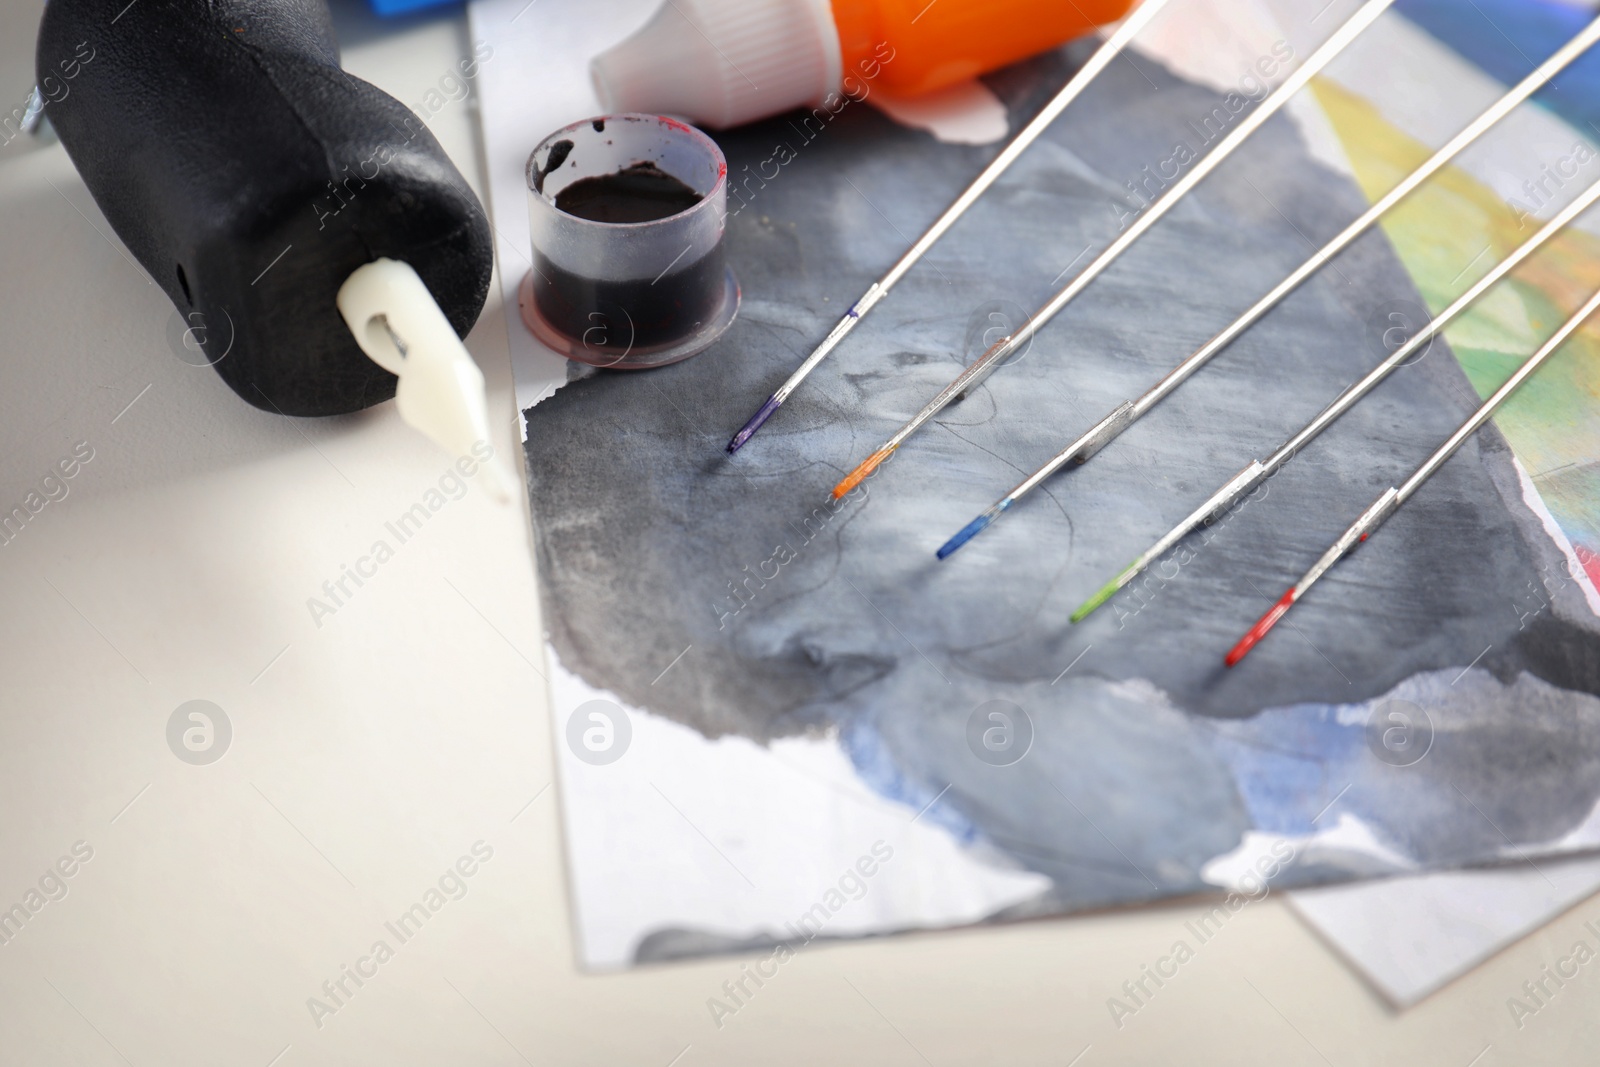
[
  {"left": 1227, "top": 281, "right": 1600, "bottom": 665},
  {"left": 723, "top": 0, "right": 1178, "bottom": 453},
  {"left": 832, "top": 0, "right": 1399, "bottom": 497},
  {"left": 1074, "top": 173, "right": 1600, "bottom": 623},
  {"left": 940, "top": 15, "right": 1600, "bottom": 557}
]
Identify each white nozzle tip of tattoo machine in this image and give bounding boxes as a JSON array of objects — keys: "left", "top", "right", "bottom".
[{"left": 337, "top": 258, "right": 514, "bottom": 504}]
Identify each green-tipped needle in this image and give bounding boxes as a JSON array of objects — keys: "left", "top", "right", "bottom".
[{"left": 1071, "top": 566, "right": 1136, "bottom": 623}]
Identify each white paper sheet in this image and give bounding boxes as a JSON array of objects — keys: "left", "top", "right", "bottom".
[{"left": 467, "top": 0, "right": 1600, "bottom": 998}]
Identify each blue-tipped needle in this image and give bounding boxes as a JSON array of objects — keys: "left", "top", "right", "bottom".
[{"left": 936, "top": 502, "right": 1009, "bottom": 559}]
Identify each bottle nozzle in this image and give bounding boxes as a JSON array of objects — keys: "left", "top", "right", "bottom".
[{"left": 337, "top": 258, "right": 514, "bottom": 504}]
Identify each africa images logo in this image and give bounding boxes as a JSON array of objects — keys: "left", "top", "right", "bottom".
[{"left": 167, "top": 700, "right": 231, "bottom": 765}]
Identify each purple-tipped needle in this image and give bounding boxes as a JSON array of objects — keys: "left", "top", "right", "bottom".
[
  {"left": 722, "top": 0, "right": 1178, "bottom": 454},
  {"left": 727, "top": 394, "right": 783, "bottom": 453}
]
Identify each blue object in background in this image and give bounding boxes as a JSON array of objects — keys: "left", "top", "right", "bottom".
[
  {"left": 1397, "top": 0, "right": 1600, "bottom": 136},
  {"left": 367, "top": 0, "right": 460, "bottom": 17}
]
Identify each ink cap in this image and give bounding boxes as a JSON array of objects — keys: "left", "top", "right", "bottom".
[{"left": 520, "top": 115, "right": 740, "bottom": 369}]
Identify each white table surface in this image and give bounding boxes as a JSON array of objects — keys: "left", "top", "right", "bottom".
[{"left": 1, "top": 0, "right": 1596, "bottom": 1062}]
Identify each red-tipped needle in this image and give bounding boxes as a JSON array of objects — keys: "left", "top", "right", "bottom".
[
  {"left": 1225, "top": 590, "right": 1297, "bottom": 667},
  {"left": 1225, "top": 276, "right": 1600, "bottom": 667}
]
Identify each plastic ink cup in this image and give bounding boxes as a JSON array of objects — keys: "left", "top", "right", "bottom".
[{"left": 521, "top": 114, "right": 740, "bottom": 369}]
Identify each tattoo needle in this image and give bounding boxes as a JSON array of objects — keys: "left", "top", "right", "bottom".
[
  {"left": 1225, "top": 281, "right": 1600, "bottom": 666},
  {"left": 1071, "top": 173, "right": 1600, "bottom": 624},
  {"left": 829, "top": 0, "right": 1399, "bottom": 499},
  {"left": 937, "top": 15, "right": 1600, "bottom": 560},
  {"left": 723, "top": 0, "right": 1177, "bottom": 454}
]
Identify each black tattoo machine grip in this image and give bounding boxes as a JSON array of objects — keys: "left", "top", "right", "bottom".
[{"left": 36, "top": 0, "right": 494, "bottom": 416}]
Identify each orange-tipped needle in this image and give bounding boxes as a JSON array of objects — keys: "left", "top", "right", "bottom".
[
  {"left": 832, "top": 446, "right": 895, "bottom": 499},
  {"left": 822, "top": 0, "right": 1399, "bottom": 490}
]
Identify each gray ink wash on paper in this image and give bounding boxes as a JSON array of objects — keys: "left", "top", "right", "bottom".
[{"left": 522, "top": 45, "right": 1600, "bottom": 960}]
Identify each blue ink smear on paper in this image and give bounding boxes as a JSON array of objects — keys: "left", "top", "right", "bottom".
[{"left": 840, "top": 716, "right": 983, "bottom": 846}]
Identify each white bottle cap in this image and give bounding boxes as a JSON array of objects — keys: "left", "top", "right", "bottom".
[{"left": 592, "top": 0, "right": 843, "bottom": 130}]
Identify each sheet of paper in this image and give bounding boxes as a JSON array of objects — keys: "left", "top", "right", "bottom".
[
  {"left": 469, "top": 0, "right": 1600, "bottom": 996},
  {"left": 1291, "top": 856, "right": 1600, "bottom": 1006}
]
